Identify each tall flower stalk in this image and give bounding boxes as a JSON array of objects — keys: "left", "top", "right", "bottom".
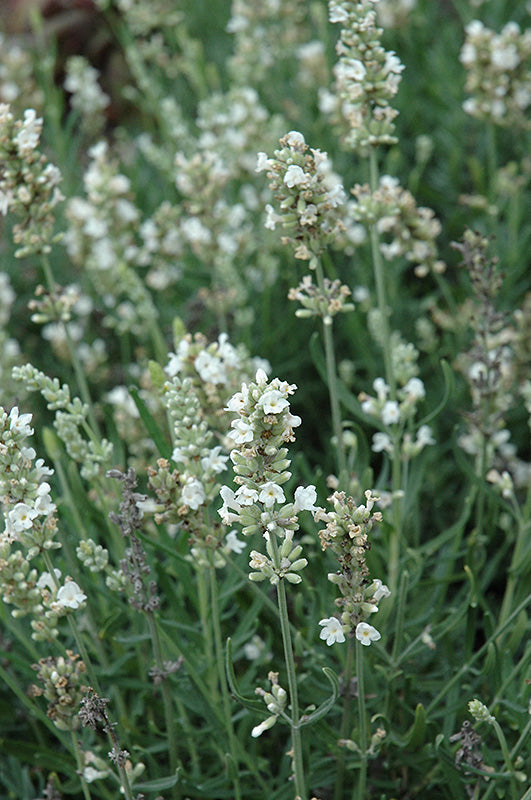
[{"left": 219, "top": 368, "right": 320, "bottom": 798}]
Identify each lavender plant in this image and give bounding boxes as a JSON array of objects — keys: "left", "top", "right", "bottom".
[{"left": 0, "top": 1, "right": 529, "bottom": 799}]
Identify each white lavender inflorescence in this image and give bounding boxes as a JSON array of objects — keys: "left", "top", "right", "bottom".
[
  {"left": 256, "top": 130, "right": 347, "bottom": 260},
  {"left": 0, "top": 405, "right": 88, "bottom": 640},
  {"left": 460, "top": 20, "right": 531, "bottom": 128},
  {"left": 321, "top": 0, "right": 405, "bottom": 152},
  {"left": 0, "top": 104, "right": 63, "bottom": 257},
  {"left": 315, "top": 490, "right": 390, "bottom": 644},
  {"left": 350, "top": 175, "right": 446, "bottom": 277},
  {"left": 64, "top": 56, "right": 110, "bottom": 136},
  {"left": 219, "top": 369, "right": 319, "bottom": 585},
  {"left": 64, "top": 140, "right": 157, "bottom": 337}
]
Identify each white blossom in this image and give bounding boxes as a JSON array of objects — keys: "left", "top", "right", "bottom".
[
  {"left": 182, "top": 478, "right": 206, "bottom": 510},
  {"left": 319, "top": 617, "right": 346, "bottom": 646},
  {"left": 56, "top": 580, "right": 87, "bottom": 610},
  {"left": 258, "top": 482, "right": 286, "bottom": 507},
  {"left": 355, "top": 622, "right": 381, "bottom": 646}
]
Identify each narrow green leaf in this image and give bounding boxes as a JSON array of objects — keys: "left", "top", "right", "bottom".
[
  {"left": 418, "top": 359, "right": 454, "bottom": 427},
  {"left": 129, "top": 385, "right": 172, "bottom": 459},
  {"left": 225, "top": 638, "right": 268, "bottom": 714},
  {"left": 299, "top": 667, "right": 339, "bottom": 727},
  {"left": 133, "top": 770, "right": 180, "bottom": 791},
  {"left": 404, "top": 703, "right": 426, "bottom": 750}
]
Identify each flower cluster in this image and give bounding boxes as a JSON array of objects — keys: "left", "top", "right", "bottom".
[
  {"left": 0, "top": 272, "right": 21, "bottom": 401},
  {"left": 468, "top": 698, "right": 496, "bottom": 725},
  {"left": 64, "top": 56, "right": 110, "bottom": 137},
  {"left": 288, "top": 275, "right": 354, "bottom": 323},
  {"left": 376, "top": 0, "right": 416, "bottom": 29},
  {"left": 12, "top": 364, "right": 113, "bottom": 480},
  {"left": 321, "top": 0, "right": 405, "bottom": 152},
  {"left": 219, "top": 369, "right": 319, "bottom": 584},
  {"left": 0, "top": 405, "right": 90, "bottom": 639},
  {"left": 359, "top": 376, "right": 435, "bottom": 458},
  {"left": 145, "top": 373, "right": 246, "bottom": 565},
  {"left": 107, "top": 468, "right": 160, "bottom": 613},
  {"left": 460, "top": 20, "right": 531, "bottom": 128},
  {"left": 0, "top": 406, "right": 58, "bottom": 556},
  {"left": 0, "top": 104, "right": 63, "bottom": 257},
  {"left": 64, "top": 140, "right": 157, "bottom": 336},
  {"left": 251, "top": 670, "right": 288, "bottom": 738},
  {"left": 163, "top": 327, "right": 270, "bottom": 432},
  {"left": 316, "top": 490, "right": 389, "bottom": 643},
  {"left": 453, "top": 231, "right": 529, "bottom": 488},
  {"left": 0, "top": 31, "right": 43, "bottom": 112},
  {"left": 30, "top": 651, "right": 87, "bottom": 731},
  {"left": 351, "top": 176, "right": 445, "bottom": 277},
  {"left": 166, "top": 88, "right": 282, "bottom": 324},
  {"left": 227, "top": 0, "right": 309, "bottom": 86},
  {"left": 256, "top": 130, "right": 347, "bottom": 260}
]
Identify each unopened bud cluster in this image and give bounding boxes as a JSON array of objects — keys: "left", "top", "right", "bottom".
[
  {"left": 0, "top": 104, "right": 63, "bottom": 257},
  {"left": 12, "top": 364, "right": 112, "bottom": 480},
  {"left": 251, "top": 670, "right": 288, "bottom": 738},
  {"left": 316, "top": 490, "right": 389, "bottom": 643},
  {"left": 351, "top": 176, "right": 445, "bottom": 277},
  {"left": 460, "top": 20, "right": 531, "bottom": 128},
  {"left": 256, "top": 130, "right": 346, "bottom": 260},
  {"left": 288, "top": 274, "right": 354, "bottom": 323},
  {"left": 468, "top": 698, "right": 495, "bottom": 725},
  {"left": 30, "top": 651, "right": 87, "bottom": 730},
  {"left": 321, "top": 0, "right": 405, "bottom": 152}
]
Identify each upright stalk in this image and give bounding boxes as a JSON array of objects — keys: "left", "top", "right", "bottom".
[
  {"left": 368, "top": 148, "right": 403, "bottom": 592},
  {"left": 145, "top": 612, "right": 180, "bottom": 798},
  {"left": 71, "top": 729, "right": 93, "bottom": 800},
  {"left": 334, "top": 637, "right": 355, "bottom": 800},
  {"left": 40, "top": 253, "right": 101, "bottom": 436},
  {"left": 270, "top": 535, "right": 306, "bottom": 799},
  {"left": 369, "top": 149, "right": 395, "bottom": 399},
  {"left": 209, "top": 563, "right": 242, "bottom": 800},
  {"left": 313, "top": 256, "right": 347, "bottom": 482},
  {"left": 354, "top": 642, "right": 367, "bottom": 800}
]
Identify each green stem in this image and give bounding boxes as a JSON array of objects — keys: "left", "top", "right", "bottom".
[
  {"left": 277, "top": 577, "right": 306, "bottom": 799},
  {"left": 334, "top": 637, "right": 355, "bottom": 800},
  {"left": 41, "top": 550, "right": 102, "bottom": 695},
  {"left": 498, "top": 515, "right": 531, "bottom": 630},
  {"left": 145, "top": 612, "right": 180, "bottom": 798},
  {"left": 269, "top": 537, "right": 306, "bottom": 799},
  {"left": 486, "top": 123, "right": 497, "bottom": 207},
  {"left": 354, "top": 642, "right": 367, "bottom": 800},
  {"left": 491, "top": 720, "right": 519, "bottom": 799},
  {"left": 313, "top": 257, "right": 347, "bottom": 482},
  {"left": 40, "top": 254, "right": 101, "bottom": 436},
  {"left": 209, "top": 563, "right": 242, "bottom": 800},
  {"left": 369, "top": 149, "right": 395, "bottom": 399},
  {"left": 197, "top": 566, "right": 217, "bottom": 699},
  {"left": 71, "top": 729, "right": 92, "bottom": 800},
  {"left": 369, "top": 149, "right": 403, "bottom": 592}
]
